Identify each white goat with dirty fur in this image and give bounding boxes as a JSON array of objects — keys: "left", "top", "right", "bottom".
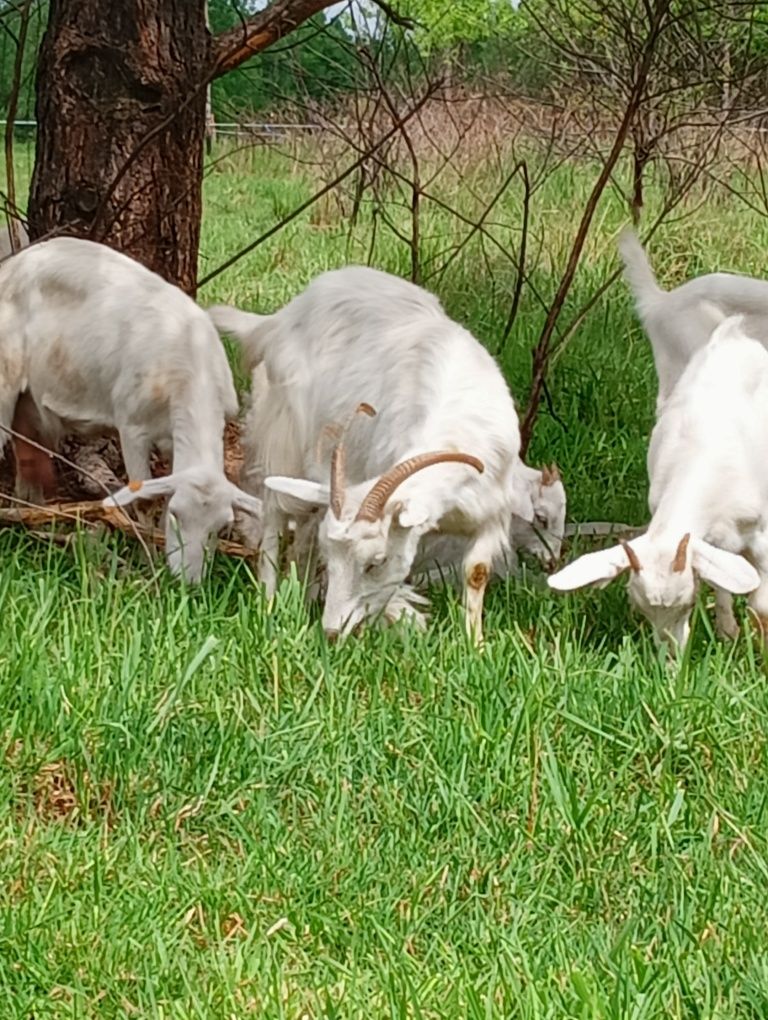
[
  {"left": 0, "top": 236, "right": 261, "bottom": 581},
  {"left": 209, "top": 265, "right": 532, "bottom": 642},
  {"left": 548, "top": 314, "right": 768, "bottom": 650},
  {"left": 619, "top": 227, "right": 768, "bottom": 412}
]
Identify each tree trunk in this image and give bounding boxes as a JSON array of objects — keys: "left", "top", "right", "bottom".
[
  {"left": 28, "top": 0, "right": 210, "bottom": 295},
  {"left": 26, "top": 0, "right": 340, "bottom": 294}
]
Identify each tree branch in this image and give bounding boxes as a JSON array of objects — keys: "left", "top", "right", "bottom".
[
  {"left": 213, "top": 0, "right": 338, "bottom": 77},
  {"left": 213, "top": 0, "right": 414, "bottom": 77}
]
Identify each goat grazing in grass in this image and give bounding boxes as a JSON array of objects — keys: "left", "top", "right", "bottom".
[
  {"left": 548, "top": 314, "right": 766, "bottom": 650},
  {"left": 0, "top": 236, "right": 261, "bottom": 581},
  {"left": 413, "top": 461, "right": 566, "bottom": 582},
  {"left": 619, "top": 227, "right": 768, "bottom": 413},
  {"left": 208, "top": 265, "right": 538, "bottom": 642}
]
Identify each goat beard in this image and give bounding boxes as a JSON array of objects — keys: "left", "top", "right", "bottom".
[{"left": 382, "top": 584, "right": 430, "bottom": 630}]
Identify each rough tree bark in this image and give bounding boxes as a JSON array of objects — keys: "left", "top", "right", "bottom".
[{"left": 27, "top": 0, "right": 340, "bottom": 295}]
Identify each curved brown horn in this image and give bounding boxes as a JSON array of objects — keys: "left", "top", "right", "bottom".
[
  {"left": 549, "top": 462, "right": 561, "bottom": 483},
  {"left": 355, "top": 451, "right": 484, "bottom": 523},
  {"left": 329, "top": 402, "right": 377, "bottom": 519},
  {"left": 541, "top": 465, "right": 552, "bottom": 487},
  {"left": 620, "top": 539, "right": 642, "bottom": 573},
  {"left": 671, "top": 532, "right": 691, "bottom": 573}
]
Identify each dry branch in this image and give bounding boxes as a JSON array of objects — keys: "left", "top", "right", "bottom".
[
  {"left": 0, "top": 501, "right": 253, "bottom": 559},
  {"left": 213, "top": 0, "right": 338, "bottom": 76}
]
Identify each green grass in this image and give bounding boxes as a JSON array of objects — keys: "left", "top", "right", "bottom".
[{"left": 3, "top": 142, "right": 768, "bottom": 1016}]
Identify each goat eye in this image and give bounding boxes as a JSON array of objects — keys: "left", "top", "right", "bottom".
[
  {"left": 364, "top": 556, "right": 386, "bottom": 574},
  {"left": 534, "top": 514, "right": 548, "bottom": 528}
]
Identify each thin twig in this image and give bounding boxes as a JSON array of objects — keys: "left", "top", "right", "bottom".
[
  {"left": 3, "top": 0, "right": 31, "bottom": 254},
  {"left": 197, "top": 79, "right": 441, "bottom": 289},
  {"left": 0, "top": 422, "right": 155, "bottom": 566}
]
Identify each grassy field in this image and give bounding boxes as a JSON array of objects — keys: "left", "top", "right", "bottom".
[{"left": 3, "top": 141, "right": 768, "bottom": 1017}]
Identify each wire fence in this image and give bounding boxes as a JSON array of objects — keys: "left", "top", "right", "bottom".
[{"left": 0, "top": 120, "right": 321, "bottom": 143}]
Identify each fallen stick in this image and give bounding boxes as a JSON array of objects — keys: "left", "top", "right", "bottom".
[
  {"left": 0, "top": 500, "right": 254, "bottom": 558},
  {"left": 564, "top": 521, "right": 644, "bottom": 539}
]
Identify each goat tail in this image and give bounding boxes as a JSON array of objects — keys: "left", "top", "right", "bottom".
[
  {"left": 206, "top": 304, "right": 273, "bottom": 370},
  {"left": 617, "top": 227, "right": 663, "bottom": 308}
]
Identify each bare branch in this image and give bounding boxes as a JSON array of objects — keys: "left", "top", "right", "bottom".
[{"left": 213, "top": 0, "right": 338, "bottom": 77}]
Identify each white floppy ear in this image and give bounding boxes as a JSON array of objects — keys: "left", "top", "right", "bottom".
[
  {"left": 394, "top": 499, "right": 430, "bottom": 529},
  {"left": 103, "top": 475, "right": 178, "bottom": 508},
  {"left": 265, "top": 475, "right": 330, "bottom": 507},
  {"left": 547, "top": 543, "right": 635, "bottom": 591},
  {"left": 230, "top": 488, "right": 263, "bottom": 518},
  {"left": 691, "top": 539, "right": 759, "bottom": 594}
]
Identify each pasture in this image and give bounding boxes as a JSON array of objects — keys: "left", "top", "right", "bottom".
[{"left": 3, "top": 139, "right": 768, "bottom": 1017}]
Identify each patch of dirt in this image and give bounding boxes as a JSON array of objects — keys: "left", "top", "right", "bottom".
[
  {"left": 6, "top": 743, "right": 113, "bottom": 826},
  {"left": 0, "top": 423, "right": 245, "bottom": 504}
]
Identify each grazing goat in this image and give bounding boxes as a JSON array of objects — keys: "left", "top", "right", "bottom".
[
  {"left": 413, "top": 461, "right": 567, "bottom": 582},
  {"left": 0, "top": 236, "right": 261, "bottom": 580},
  {"left": 548, "top": 315, "right": 766, "bottom": 650},
  {"left": 208, "top": 265, "right": 531, "bottom": 642},
  {"left": 619, "top": 227, "right": 768, "bottom": 412}
]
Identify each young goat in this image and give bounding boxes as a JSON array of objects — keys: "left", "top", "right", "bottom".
[
  {"left": 619, "top": 227, "right": 768, "bottom": 412},
  {"left": 547, "top": 315, "right": 766, "bottom": 650},
  {"left": 209, "top": 266, "right": 531, "bottom": 642},
  {"left": 0, "top": 236, "right": 261, "bottom": 580},
  {"left": 413, "top": 461, "right": 567, "bottom": 582}
]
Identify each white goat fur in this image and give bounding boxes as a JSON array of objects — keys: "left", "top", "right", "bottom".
[
  {"left": 619, "top": 227, "right": 768, "bottom": 412},
  {"left": 208, "top": 265, "right": 528, "bottom": 641},
  {"left": 548, "top": 315, "right": 766, "bottom": 649},
  {"left": 413, "top": 461, "right": 566, "bottom": 583},
  {"left": 0, "top": 236, "right": 261, "bottom": 580}
]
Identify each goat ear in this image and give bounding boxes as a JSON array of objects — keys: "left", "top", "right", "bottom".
[
  {"left": 103, "top": 476, "right": 177, "bottom": 508},
  {"left": 394, "top": 499, "right": 430, "bottom": 529},
  {"left": 231, "top": 488, "right": 263, "bottom": 518},
  {"left": 691, "top": 539, "right": 759, "bottom": 594},
  {"left": 547, "top": 543, "right": 635, "bottom": 591},
  {"left": 264, "top": 475, "right": 330, "bottom": 507}
]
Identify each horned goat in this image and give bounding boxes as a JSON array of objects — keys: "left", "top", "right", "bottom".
[
  {"left": 208, "top": 265, "right": 535, "bottom": 642},
  {"left": 0, "top": 236, "right": 262, "bottom": 581},
  {"left": 548, "top": 314, "right": 766, "bottom": 651},
  {"left": 619, "top": 227, "right": 768, "bottom": 412}
]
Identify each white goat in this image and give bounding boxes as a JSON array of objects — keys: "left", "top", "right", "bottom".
[
  {"left": 413, "top": 461, "right": 566, "bottom": 582},
  {"left": 235, "top": 363, "right": 566, "bottom": 590},
  {"left": 548, "top": 314, "right": 767, "bottom": 650},
  {"left": 208, "top": 265, "right": 530, "bottom": 641},
  {"left": 0, "top": 236, "right": 261, "bottom": 580},
  {"left": 619, "top": 227, "right": 768, "bottom": 412}
]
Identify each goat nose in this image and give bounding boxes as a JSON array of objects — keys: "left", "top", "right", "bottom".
[{"left": 325, "top": 628, "right": 340, "bottom": 644}]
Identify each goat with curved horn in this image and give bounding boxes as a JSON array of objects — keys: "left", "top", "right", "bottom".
[
  {"left": 228, "top": 263, "right": 526, "bottom": 642},
  {"left": 356, "top": 452, "right": 484, "bottom": 523}
]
